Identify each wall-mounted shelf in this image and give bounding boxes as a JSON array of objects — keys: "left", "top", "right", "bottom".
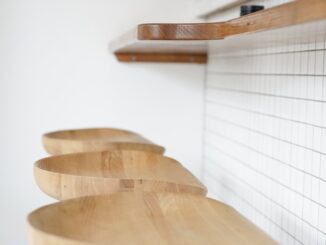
[
  {"left": 34, "top": 150, "right": 207, "bottom": 200},
  {"left": 110, "top": 0, "right": 326, "bottom": 64},
  {"left": 28, "top": 192, "right": 278, "bottom": 245},
  {"left": 43, "top": 128, "right": 165, "bottom": 155}
]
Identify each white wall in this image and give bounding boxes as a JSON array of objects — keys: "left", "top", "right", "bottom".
[{"left": 0, "top": 1, "right": 205, "bottom": 244}]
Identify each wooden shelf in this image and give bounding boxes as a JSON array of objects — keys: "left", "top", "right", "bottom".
[
  {"left": 28, "top": 192, "right": 277, "bottom": 245},
  {"left": 43, "top": 128, "right": 165, "bottom": 155},
  {"left": 110, "top": 0, "right": 326, "bottom": 64},
  {"left": 34, "top": 150, "right": 207, "bottom": 200}
]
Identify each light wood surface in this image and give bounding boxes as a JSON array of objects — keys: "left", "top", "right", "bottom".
[
  {"left": 28, "top": 192, "right": 278, "bottom": 245},
  {"left": 111, "top": 0, "right": 326, "bottom": 63},
  {"left": 43, "top": 128, "right": 165, "bottom": 155},
  {"left": 34, "top": 150, "right": 207, "bottom": 200}
]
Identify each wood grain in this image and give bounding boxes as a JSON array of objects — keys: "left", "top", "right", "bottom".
[
  {"left": 28, "top": 192, "right": 278, "bottom": 245},
  {"left": 34, "top": 150, "right": 207, "bottom": 200},
  {"left": 43, "top": 128, "right": 165, "bottom": 155},
  {"left": 137, "top": 0, "right": 326, "bottom": 40},
  {"left": 115, "top": 52, "right": 207, "bottom": 63},
  {"left": 111, "top": 0, "right": 326, "bottom": 63}
]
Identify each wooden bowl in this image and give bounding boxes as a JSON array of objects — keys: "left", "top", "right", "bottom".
[
  {"left": 28, "top": 192, "right": 277, "bottom": 245},
  {"left": 42, "top": 128, "right": 165, "bottom": 155},
  {"left": 34, "top": 150, "right": 207, "bottom": 200}
]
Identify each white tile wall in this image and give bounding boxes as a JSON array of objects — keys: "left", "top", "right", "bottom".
[{"left": 203, "top": 1, "right": 326, "bottom": 244}]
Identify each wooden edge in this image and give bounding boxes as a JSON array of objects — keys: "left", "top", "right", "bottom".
[
  {"left": 136, "top": 0, "right": 326, "bottom": 40},
  {"left": 224, "top": 0, "right": 326, "bottom": 37},
  {"left": 111, "top": 0, "right": 326, "bottom": 63},
  {"left": 137, "top": 22, "right": 224, "bottom": 40},
  {"left": 115, "top": 52, "right": 207, "bottom": 64}
]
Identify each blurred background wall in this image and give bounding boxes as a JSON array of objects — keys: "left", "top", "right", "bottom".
[{"left": 0, "top": 0, "right": 205, "bottom": 243}]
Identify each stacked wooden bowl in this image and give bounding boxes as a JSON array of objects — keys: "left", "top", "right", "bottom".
[{"left": 28, "top": 128, "right": 278, "bottom": 245}]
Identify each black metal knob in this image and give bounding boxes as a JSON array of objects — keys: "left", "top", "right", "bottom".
[{"left": 240, "top": 5, "right": 264, "bottom": 16}]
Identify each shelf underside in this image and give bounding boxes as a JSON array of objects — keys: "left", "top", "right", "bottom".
[{"left": 110, "top": 0, "right": 326, "bottom": 64}]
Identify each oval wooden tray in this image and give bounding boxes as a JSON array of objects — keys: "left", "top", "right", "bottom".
[
  {"left": 43, "top": 128, "right": 165, "bottom": 155},
  {"left": 35, "top": 150, "right": 207, "bottom": 200},
  {"left": 28, "top": 193, "right": 277, "bottom": 245}
]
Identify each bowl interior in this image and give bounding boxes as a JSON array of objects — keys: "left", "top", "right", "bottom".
[
  {"left": 28, "top": 193, "right": 276, "bottom": 245},
  {"left": 44, "top": 128, "right": 147, "bottom": 142},
  {"left": 36, "top": 150, "right": 202, "bottom": 186}
]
